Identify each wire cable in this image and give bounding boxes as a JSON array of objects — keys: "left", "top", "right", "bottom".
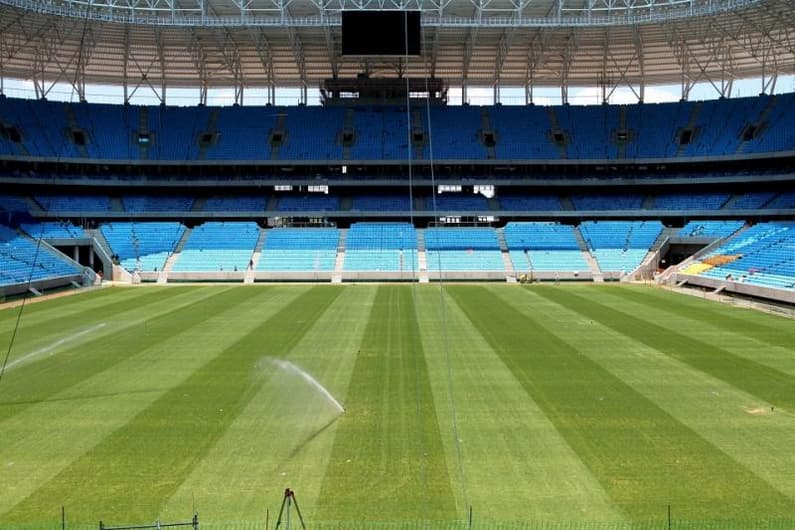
[{"left": 420, "top": 38, "right": 471, "bottom": 517}]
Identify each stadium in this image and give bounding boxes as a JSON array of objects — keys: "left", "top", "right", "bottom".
[{"left": 1, "top": 0, "right": 795, "bottom": 528}]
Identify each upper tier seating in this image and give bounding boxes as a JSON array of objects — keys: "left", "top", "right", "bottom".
[
  {"left": 101, "top": 222, "right": 186, "bottom": 273},
  {"left": 173, "top": 222, "right": 259, "bottom": 272},
  {"left": 504, "top": 222, "right": 587, "bottom": 272},
  {"left": 0, "top": 225, "right": 82, "bottom": 286},
  {"left": 0, "top": 195, "right": 30, "bottom": 213},
  {"left": 729, "top": 192, "right": 776, "bottom": 209},
  {"left": 498, "top": 194, "right": 561, "bottom": 211},
  {"left": 3, "top": 94, "right": 793, "bottom": 161},
  {"left": 35, "top": 195, "right": 111, "bottom": 212},
  {"left": 21, "top": 222, "right": 86, "bottom": 239},
  {"left": 433, "top": 194, "right": 490, "bottom": 211},
  {"left": 696, "top": 222, "right": 795, "bottom": 289},
  {"left": 652, "top": 192, "right": 730, "bottom": 210},
  {"left": 277, "top": 195, "right": 340, "bottom": 212},
  {"left": 344, "top": 222, "right": 417, "bottom": 271},
  {"left": 258, "top": 228, "right": 339, "bottom": 272},
  {"left": 571, "top": 194, "right": 644, "bottom": 211},
  {"left": 203, "top": 196, "right": 266, "bottom": 212},
  {"left": 351, "top": 195, "right": 412, "bottom": 212},
  {"left": 580, "top": 220, "right": 663, "bottom": 272},
  {"left": 123, "top": 195, "right": 195, "bottom": 212},
  {"left": 677, "top": 220, "right": 745, "bottom": 238}
]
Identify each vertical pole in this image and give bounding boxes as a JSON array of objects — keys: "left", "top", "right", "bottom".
[
  {"left": 468, "top": 506, "right": 472, "bottom": 530},
  {"left": 61, "top": 506, "right": 66, "bottom": 530},
  {"left": 266, "top": 508, "right": 269, "bottom": 530},
  {"left": 667, "top": 504, "right": 672, "bottom": 530}
]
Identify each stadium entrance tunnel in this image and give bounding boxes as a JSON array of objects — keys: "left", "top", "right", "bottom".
[{"left": 659, "top": 237, "right": 717, "bottom": 269}]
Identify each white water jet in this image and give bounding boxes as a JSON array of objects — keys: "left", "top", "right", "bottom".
[
  {"left": 5, "top": 322, "right": 107, "bottom": 372},
  {"left": 266, "top": 358, "right": 344, "bottom": 413}
]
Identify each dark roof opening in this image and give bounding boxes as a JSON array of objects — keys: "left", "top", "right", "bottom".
[
  {"left": 482, "top": 130, "right": 497, "bottom": 148},
  {"left": 741, "top": 123, "right": 759, "bottom": 142},
  {"left": 678, "top": 128, "right": 694, "bottom": 146},
  {"left": 1, "top": 125, "right": 22, "bottom": 143},
  {"left": 269, "top": 130, "right": 286, "bottom": 147},
  {"left": 71, "top": 129, "right": 87, "bottom": 147}
]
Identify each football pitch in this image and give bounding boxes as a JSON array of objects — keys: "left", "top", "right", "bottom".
[{"left": 0, "top": 284, "right": 794, "bottom": 529}]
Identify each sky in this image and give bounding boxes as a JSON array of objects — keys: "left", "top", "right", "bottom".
[{"left": 2, "top": 74, "right": 793, "bottom": 106}]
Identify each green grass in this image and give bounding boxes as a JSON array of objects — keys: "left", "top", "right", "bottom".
[{"left": 0, "top": 284, "right": 793, "bottom": 529}]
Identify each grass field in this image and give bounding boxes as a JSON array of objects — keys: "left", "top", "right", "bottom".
[{"left": 0, "top": 284, "right": 794, "bottom": 529}]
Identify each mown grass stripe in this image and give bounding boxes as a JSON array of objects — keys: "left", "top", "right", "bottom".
[
  {"left": 449, "top": 285, "right": 795, "bottom": 521},
  {"left": 531, "top": 286, "right": 795, "bottom": 411},
  {"left": 0, "top": 287, "right": 195, "bottom": 359},
  {"left": 413, "top": 288, "right": 622, "bottom": 522},
  {"left": 0, "top": 288, "right": 125, "bottom": 322},
  {"left": 603, "top": 286, "right": 795, "bottom": 352},
  {"left": 3, "top": 286, "right": 343, "bottom": 524},
  {"left": 316, "top": 285, "right": 457, "bottom": 522},
  {"left": 0, "top": 287, "right": 299, "bottom": 521},
  {"left": 0, "top": 287, "right": 233, "bottom": 423}
]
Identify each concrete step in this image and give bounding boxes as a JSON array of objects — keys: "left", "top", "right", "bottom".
[{"left": 501, "top": 250, "right": 515, "bottom": 282}]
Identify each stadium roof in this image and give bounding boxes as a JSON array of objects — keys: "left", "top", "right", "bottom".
[{"left": 0, "top": 0, "right": 793, "bottom": 104}]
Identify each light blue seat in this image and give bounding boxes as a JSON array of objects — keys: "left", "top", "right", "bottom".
[{"left": 173, "top": 222, "right": 260, "bottom": 272}]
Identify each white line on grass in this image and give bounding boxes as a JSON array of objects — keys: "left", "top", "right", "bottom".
[{"left": 4, "top": 322, "right": 107, "bottom": 372}]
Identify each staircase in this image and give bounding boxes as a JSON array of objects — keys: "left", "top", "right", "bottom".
[
  {"left": 616, "top": 107, "right": 628, "bottom": 159},
  {"left": 546, "top": 108, "right": 568, "bottom": 159},
  {"left": 479, "top": 108, "right": 496, "bottom": 159},
  {"left": 270, "top": 112, "right": 288, "bottom": 159},
  {"left": 641, "top": 195, "right": 655, "bottom": 209},
  {"left": 197, "top": 109, "right": 220, "bottom": 160},
  {"left": 342, "top": 108, "right": 356, "bottom": 160},
  {"left": 573, "top": 226, "right": 603, "bottom": 282},
  {"left": 64, "top": 105, "right": 89, "bottom": 158},
  {"left": 110, "top": 197, "right": 125, "bottom": 213},
  {"left": 245, "top": 228, "right": 267, "bottom": 284},
  {"left": 265, "top": 196, "right": 279, "bottom": 212},
  {"left": 157, "top": 228, "right": 192, "bottom": 284},
  {"left": 736, "top": 95, "right": 777, "bottom": 154},
  {"left": 676, "top": 102, "right": 702, "bottom": 157},
  {"left": 416, "top": 229, "right": 429, "bottom": 282},
  {"left": 191, "top": 197, "right": 207, "bottom": 212},
  {"left": 411, "top": 109, "right": 426, "bottom": 160},
  {"left": 339, "top": 196, "right": 353, "bottom": 211},
  {"left": 720, "top": 194, "right": 740, "bottom": 210},
  {"left": 331, "top": 229, "right": 347, "bottom": 283},
  {"left": 560, "top": 196, "right": 575, "bottom": 211},
  {"left": 138, "top": 107, "right": 150, "bottom": 160}
]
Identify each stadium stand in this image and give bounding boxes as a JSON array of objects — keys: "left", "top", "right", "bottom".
[
  {"left": 579, "top": 220, "right": 663, "bottom": 272},
  {"left": 122, "top": 195, "right": 195, "bottom": 212},
  {"left": 258, "top": 228, "right": 339, "bottom": 272},
  {"left": 425, "top": 227, "right": 504, "bottom": 272},
  {"left": 351, "top": 195, "right": 412, "bottom": 212},
  {"left": 497, "top": 194, "right": 561, "bottom": 211},
  {"left": 3, "top": 95, "right": 795, "bottom": 161},
  {"left": 433, "top": 193, "right": 490, "bottom": 211},
  {"left": 21, "top": 221, "right": 86, "bottom": 239},
  {"left": 0, "top": 195, "right": 31, "bottom": 213},
  {"left": 0, "top": 225, "right": 82, "bottom": 286},
  {"left": 571, "top": 193, "right": 644, "bottom": 210},
  {"left": 277, "top": 195, "right": 340, "bottom": 212},
  {"left": 503, "top": 222, "right": 588, "bottom": 272},
  {"left": 652, "top": 192, "right": 730, "bottom": 210},
  {"left": 172, "top": 222, "right": 259, "bottom": 272},
  {"left": 694, "top": 222, "right": 795, "bottom": 289},
  {"left": 102, "top": 222, "right": 186, "bottom": 272},
  {"left": 35, "top": 195, "right": 111, "bottom": 212},
  {"left": 677, "top": 220, "right": 745, "bottom": 238},
  {"left": 489, "top": 106, "right": 560, "bottom": 159},
  {"left": 344, "top": 222, "right": 417, "bottom": 271},
  {"left": 203, "top": 196, "right": 266, "bottom": 212}
]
